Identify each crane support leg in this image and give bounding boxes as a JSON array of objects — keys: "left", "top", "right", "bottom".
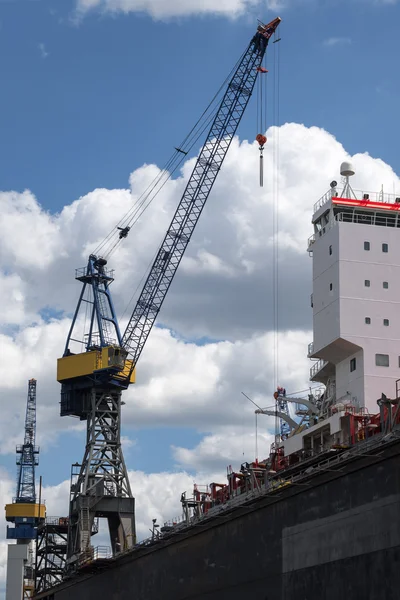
[{"left": 66, "top": 388, "right": 135, "bottom": 568}]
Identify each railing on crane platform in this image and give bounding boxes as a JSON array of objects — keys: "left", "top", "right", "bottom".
[
  {"left": 75, "top": 265, "right": 115, "bottom": 281},
  {"left": 42, "top": 516, "right": 68, "bottom": 527}
]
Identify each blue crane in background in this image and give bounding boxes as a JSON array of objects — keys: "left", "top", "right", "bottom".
[
  {"left": 5, "top": 379, "right": 45, "bottom": 600},
  {"left": 6, "top": 378, "right": 41, "bottom": 540}
]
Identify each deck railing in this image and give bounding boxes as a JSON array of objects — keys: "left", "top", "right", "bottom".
[{"left": 310, "top": 359, "right": 328, "bottom": 379}]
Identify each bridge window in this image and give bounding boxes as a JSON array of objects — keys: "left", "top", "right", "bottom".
[
  {"left": 376, "top": 354, "right": 389, "bottom": 367},
  {"left": 364, "top": 241, "right": 370, "bottom": 251},
  {"left": 350, "top": 358, "right": 356, "bottom": 372}
]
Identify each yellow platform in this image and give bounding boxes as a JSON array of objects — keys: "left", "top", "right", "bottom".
[
  {"left": 57, "top": 345, "right": 135, "bottom": 384},
  {"left": 5, "top": 502, "right": 46, "bottom": 521}
]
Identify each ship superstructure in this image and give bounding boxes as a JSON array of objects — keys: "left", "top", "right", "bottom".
[
  {"left": 308, "top": 162, "right": 400, "bottom": 415},
  {"left": 176, "top": 162, "right": 400, "bottom": 517}
]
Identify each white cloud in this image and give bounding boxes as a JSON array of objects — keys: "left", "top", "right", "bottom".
[
  {"left": 0, "top": 190, "right": 63, "bottom": 271},
  {"left": 172, "top": 427, "right": 275, "bottom": 472},
  {"left": 0, "top": 318, "right": 312, "bottom": 452},
  {"left": 181, "top": 249, "right": 236, "bottom": 278},
  {"left": 121, "top": 436, "right": 137, "bottom": 448},
  {"left": 73, "top": 0, "right": 400, "bottom": 21},
  {"left": 0, "top": 274, "right": 30, "bottom": 327},
  {"left": 126, "top": 327, "right": 312, "bottom": 429},
  {"left": 75, "top": 0, "right": 272, "bottom": 20},
  {"left": 1, "top": 124, "right": 400, "bottom": 593},
  {"left": 130, "top": 470, "right": 195, "bottom": 536},
  {"left": 323, "top": 37, "right": 352, "bottom": 47},
  {"left": 38, "top": 43, "right": 49, "bottom": 59},
  {"left": 0, "top": 123, "right": 399, "bottom": 453},
  {"left": 3, "top": 124, "right": 398, "bottom": 343}
]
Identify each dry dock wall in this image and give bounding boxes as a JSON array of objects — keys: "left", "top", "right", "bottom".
[{"left": 38, "top": 439, "right": 400, "bottom": 600}]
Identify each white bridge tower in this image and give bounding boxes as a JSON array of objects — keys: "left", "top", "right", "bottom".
[{"left": 308, "top": 162, "right": 400, "bottom": 414}]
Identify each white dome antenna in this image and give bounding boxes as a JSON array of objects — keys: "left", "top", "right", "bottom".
[
  {"left": 339, "top": 161, "right": 356, "bottom": 198},
  {"left": 340, "top": 161, "right": 355, "bottom": 178}
]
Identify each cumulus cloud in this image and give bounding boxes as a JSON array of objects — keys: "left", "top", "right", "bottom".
[
  {"left": 3, "top": 124, "right": 398, "bottom": 345},
  {"left": 0, "top": 318, "right": 311, "bottom": 453},
  {"left": 38, "top": 43, "right": 49, "bottom": 58},
  {"left": 74, "top": 0, "right": 275, "bottom": 20},
  {"left": 40, "top": 471, "right": 196, "bottom": 542},
  {"left": 74, "top": 0, "right": 400, "bottom": 21},
  {"left": 1, "top": 123, "right": 399, "bottom": 591},
  {"left": 126, "top": 327, "right": 312, "bottom": 429},
  {"left": 1, "top": 123, "right": 399, "bottom": 452},
  {"left": 172, "top": 427, "right": 274, "bottom": 472},
  {"left": 323, "top": 37, "right": 352, "bottom": 47},
  {"left": 130, "top": 470, "right": 195, "bottom": 535}
]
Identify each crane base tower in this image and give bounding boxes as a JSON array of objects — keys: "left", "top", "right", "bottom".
[{"left": 66, "top": 387, "right": 135, "bottom": 567}]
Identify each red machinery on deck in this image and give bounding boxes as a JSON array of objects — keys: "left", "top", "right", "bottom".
[{"left": 182, "top": 391, "right": 400, "bottom": 517}]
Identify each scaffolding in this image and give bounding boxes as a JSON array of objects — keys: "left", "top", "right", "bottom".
[{"left": 35, "top": 517, "right": 69, "bottom": 593}]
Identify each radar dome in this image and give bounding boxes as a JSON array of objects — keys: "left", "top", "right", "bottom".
[{"left": 340, "top": 161, "right": 355, "bottom": 177}]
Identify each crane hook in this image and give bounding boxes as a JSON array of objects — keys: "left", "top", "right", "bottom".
[{"left": 256, "top": 134, "right": 267, "bottom": 187}]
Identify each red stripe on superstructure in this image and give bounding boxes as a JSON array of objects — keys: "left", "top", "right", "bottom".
[{"left": 332, "top": 197, "right": 400, "bottom": 211}]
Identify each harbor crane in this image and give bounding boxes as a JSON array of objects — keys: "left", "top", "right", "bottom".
[
  {"left": 56, "top": 17, "right": 282, "bottom": 568},
  {"left": 5, "top": 379, "right": 45, "bottom": 600},
  {"left": 255, "top": 389, "right": 321, "bottom": 442}
]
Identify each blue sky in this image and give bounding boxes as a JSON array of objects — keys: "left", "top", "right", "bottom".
[
  {"left": 1, "top": 0, "right": 399, "bottom": 213},
  {"left": 1, "top": 0, "right": 400, "bottom": 562}
]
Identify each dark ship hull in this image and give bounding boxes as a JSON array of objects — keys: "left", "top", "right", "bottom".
[{"left": 34, "top": 430, "right": 400, "bottom": 600}]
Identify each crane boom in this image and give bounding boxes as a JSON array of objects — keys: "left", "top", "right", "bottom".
[
  {"left": 122, "top": 17, "right": 281, "bottom": 373},
  {"left": 16, "top": 378, "right": 39, "bottom": 502}
]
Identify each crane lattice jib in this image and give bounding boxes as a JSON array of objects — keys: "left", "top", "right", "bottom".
[
  {"left": 122, "top": 18, "right": 281, "bottom": 371},
  {"left": 16, "top": 378, "right": 39, "bottom": 503}
]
